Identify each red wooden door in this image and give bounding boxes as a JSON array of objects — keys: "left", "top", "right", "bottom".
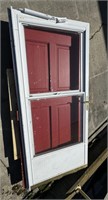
[{"left": 25, "top": 28, "right": 72, "bottom": 153}]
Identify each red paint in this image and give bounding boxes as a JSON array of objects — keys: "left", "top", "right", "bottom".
[
  {"left": 31, "top": 97, "right": 72, "bottom": 153},
  {"left": 25, "top": 28, "right": 80, "bottom": 153},
  {"left": 52, "top": 103, "right": 71, "bottom": 147},
  {"left": 31, "top": 104, "right": 51, "bottom": 153},
  {"left": 26, "top": 42, "right": 49, "bottom": 93},
  {"left": 25, "top": 28, "right": 71, "bottom": 45},
  {"left": 57, "top": 46, "right": 70, "bottom": 90},
  {"left": 24, "top": 28, "right": 71, "bottom": 93}
]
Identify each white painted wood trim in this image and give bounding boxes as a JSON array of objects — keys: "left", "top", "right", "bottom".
[
  {"left": 10, "top": 7, "right": 33, "bottom": 188},
  {"left": 32, "top": 143, "right": 85, "bottom": 185},
  {"left": 84, "top": 24, "right": 90, "bottom": 164}
]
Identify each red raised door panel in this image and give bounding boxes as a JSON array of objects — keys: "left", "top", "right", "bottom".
[
  {"left": 25, "top": 42, "right": 49, "bottom": 93},
  {"left": 52, "top": 100, "right": 72, "bottom": 148},
  {"left": 31, "top": 102, "right": 51, "bottom": 153},
  {"left": 57, "top": 45, "right": 70, "bottom": 90}
]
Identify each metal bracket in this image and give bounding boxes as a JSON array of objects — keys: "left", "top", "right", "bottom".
[
  {"left": 65, "top": 149, "right": 107, "bottom": 200},
  {"left": 83, "top": 97, "right": 89, "bottom": 110},
  {"left": 83, "top": 101, "right": 89, "bottom": 104},
  {"left": 75, "top": 185, "right": 91, "bottom": 200}
]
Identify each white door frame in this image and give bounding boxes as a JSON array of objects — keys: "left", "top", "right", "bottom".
[{"left": 8, "top": 7, "right": 89, "bottom": 189}]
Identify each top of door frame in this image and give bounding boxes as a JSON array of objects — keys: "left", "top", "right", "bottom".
[{"left": 9, "top": 7, "right": 89, "bottom": 33}]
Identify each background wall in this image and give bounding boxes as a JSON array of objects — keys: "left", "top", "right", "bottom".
[{"left": 0, "top": 0, "right": 107, "bottom": 137}]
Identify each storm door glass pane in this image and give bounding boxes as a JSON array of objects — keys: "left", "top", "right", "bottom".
[{"left": 30, "top": 95, "right": 83, "bottom": 154}]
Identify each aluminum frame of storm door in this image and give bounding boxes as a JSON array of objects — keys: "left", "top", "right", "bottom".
[{"left": 9, "top": 7, "right": 89, "bottom": 189}]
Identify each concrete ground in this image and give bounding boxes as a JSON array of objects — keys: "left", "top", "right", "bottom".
[{"left": 104, "top": 193, "right": 108, "bottom": 200}]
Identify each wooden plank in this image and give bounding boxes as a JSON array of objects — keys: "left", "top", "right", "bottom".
[
  {"left": 7, "top": 69, "right": 20, "bottom": 160},
  {"left": 65, "top": 148, "right": 108, "bottom": 200}
]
